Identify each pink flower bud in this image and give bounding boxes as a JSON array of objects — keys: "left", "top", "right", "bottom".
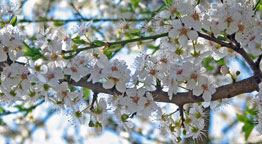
[{"left": 220, "top": 66, "right": 229, "bottom": 75}]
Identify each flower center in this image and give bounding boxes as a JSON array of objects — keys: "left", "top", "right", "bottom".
[
  {"left": 226, "top": 17, "right": 233, "bottom": 24},
  {"left": 71, "top": 67, "right": 78, "bottom": 73},
  {"left": 21, "top": 73, "right": 28, "bottom": 80},
  {"left": 145, "top": 100, "right": 150, "bottom": 107},
  {"left": 249, "top": 36, "right": 256, "bottom": 42},
  {"left": 79, "top": 60, "right": 84, "bottom": 65},
  {"left": 191, "top": 73, "right": 198, "bottom": 80},
  {"left": 47, "top": 73, "right": 55, "bottom": 80},
  {"left": 238, "top": 24, "right": 244, "bottom": 31},
  {"left": 111, "top": 77, "right": 119, "bottom": 83},
  {"left": 171, "top": 8, "right": 177, "bottom": 14},
  {"left": 160, "top": 58, "right": 168, "bottom": 63},
  {"left": 7, "top": 72, "right": 12, "bottom": 78},
  {"left": 62, "top": 91, "right": 67, "bottom": 97},
  {"left": 3, "top": 46, "right": 8, "bottom": 53},
  {"left": 111, "top": 66, "right": 118, "bottom": 71},
  {"left": 51, "top": 53, "right": 58, "bottom": 60},
  {"left": 150, "top": 69, "right": 156, "bottom": 75},
  {"left": 192, "top": 13, "right": 200, "bottom": 21},
  {"left": 177, "top": 69, "right": 183, "bottom": 75},
  {"left": 131, "top": 96, "right": 139, "bottom": 103},
  {"left": 202, "top": 84, "right": 208, "bottom": 91},
  {"left": 180, "top": 28, "right": 188, "bottom": 35}
]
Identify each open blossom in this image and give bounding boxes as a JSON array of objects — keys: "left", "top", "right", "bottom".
[
  {"left": 168, "top": 20, "right": 198, "bottom": 46},
  {"left": 51, "top": 82, "right": 83, "bottom": 110},
  {"left": 42, "top": 31, "right": 67, "bottom": 68},
  {"left": 0, "top": 25, "right": 24, "bottom": 62},
  {"left": 184, "top": 121, "right": 205, "bottom": 140},
  {"left": 75, "top": 22, "right": 91, "bottom": 37},
  {"left": 63, "top": 56, "right": 90, "bottom": 82},
  {"left": 189, "top": 104, "right": 206, "bottom": 124},
  {"left": 41, "top": 63, "right": 64, "bottom": 86},
  {"left": 119, "top": 87, "right": 147, "bottom": 114},
  {"left": 242, "top": 31, "right": 262, "bottom": 56},
  {"left": 159, "top": 1, "right": 183, "bottom": 19},
  {"left": 102, "top": 59, "right": 130, "bottom": 93},
  {"left": 182, "top": 9, "right": 203, "bottom": 31},
  {"left": 193, "top": 76, "right": 216, "bottom": 105}
]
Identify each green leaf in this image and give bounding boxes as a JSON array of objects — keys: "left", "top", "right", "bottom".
[
  {"left": 131, "top": 0, "right": 141, "bottom": 8},
  {"left": 62, "top": 52, "right": 75, "bottom": 60},
  {"left": 95, "top": 121, "right": 102, "bottom": 127},
  {"left": 14, "top": 104, "right": 24, "bottom": 111},
  {"left": 128, "top": 3, "right": 135, "bottom": 13},
  {"left": 0, "top": 118, "right": 4, "bottom": 125},
  {"left": 217, "top": 36, "right": 228, "bottom": 41},
  {"left": 0, "top": 107, "right": 5, "bottom": 113},
  {"left": 72, "top": 36, "right": 87, "bottom": 44},
  {"left": 121, "top": 114, "right": 129, "bottom": 122},
  {"left": 176, "top": 137, "right": 182, "bottom": 143},
  {"left": 236, "top": 114, "right": 249, "bottom": 123},
  {"left": 245, "top": 108, "right": 258, "bottom": 116},
  {"left": 83, "top": 88, "right": 90, "bottom": 100},
  {"left": 10, "top": 16, "right": 17, "bottom": 27},
  {"left": 92, "top": 40, "right": 106, "bottom": 46},
  {"left": 53, "top": 20, "right": 64, "bottom": 27},
  {"left": 196, "top": 0, "right": 200, "bottom": 5},
  {"left": 164, "top": 0, "right": 173, "bottom": 6},
  {"left": 88, "top": 120, "right": 95, "bottom": 127},
  {"left": 203, "top": 57, "right": 214, "bottom": 71},
  {"left": 248, "top": 53, "right": 257, "bottom": 60},
  {"left": 201, "top": 28, "right": 209, "bottom": 34},
  {"left": 119, "top": 9, "right": 133, "bottom": 13},
  {"left": 253, "top": 0, "right": 262, "bottom": 14},
  {"left": 140, "top": 10, "right": 152, "bottom": 15},
  {"left": 104, "top": 50, "right": 113, "bottom": 59},
  {"left": 148, "top": 45, "right": 159, "bottom": 50},
  {"left": 242, "top": 122, "right": 254, "bottom": 141},
  {"left": 215, "top": 58, "right": 226, "bottom": 65},
  {"left": 22, "top": 42, "right": 46, "bottom": 61}
]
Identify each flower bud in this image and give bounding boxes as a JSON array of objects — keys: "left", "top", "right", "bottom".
[{"left": 220, "top": 66, "right": 229, "bottom": 75}]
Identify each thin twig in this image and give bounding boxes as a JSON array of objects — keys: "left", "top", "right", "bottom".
[
  {"left": 62, "top": 33, "right": 168, "bottom": 53},
  {"left": 19, "top": 18, "right": 151, "bottom": 23},
  {"left": 90, "top": 91, "right": 98, "bottom": 111}
]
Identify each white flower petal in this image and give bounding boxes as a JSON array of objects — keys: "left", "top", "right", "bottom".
[
  {"left": 103, "top": 79, "right": 114, "bottom": 89},
  {"left": 202, "top": 91, "right": 212, "bottom": 102},
  {"left": 188, "top": 30, "right": 198, "bottom": 40},
  {"left": 178, "top": 35, "right": 188, "bottom": 46},
  {"left": 193, "top": 86, "right": 203, "bottom": 96},
  {"left": 116, "top": 81, "right": 126, "bottom": 93}
]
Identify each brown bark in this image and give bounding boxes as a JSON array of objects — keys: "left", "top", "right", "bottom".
[{"left": 71, "top": 75, "right": 261, "bottom": 106}]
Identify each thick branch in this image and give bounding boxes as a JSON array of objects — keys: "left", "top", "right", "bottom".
[{"left": 71, "top": 75, "right": 260, "bottom": 106}]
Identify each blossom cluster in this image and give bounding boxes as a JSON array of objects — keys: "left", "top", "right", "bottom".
[{"left": 0, "top": 0, "right": 262, "bottom": 141}]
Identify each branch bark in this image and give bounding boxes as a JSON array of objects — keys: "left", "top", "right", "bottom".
[
  {"left": 19, "top": 18, "right": 151, "bottom": 23},
  {"left": 71, "top": 75, "right": 261, "bottom": 106}
]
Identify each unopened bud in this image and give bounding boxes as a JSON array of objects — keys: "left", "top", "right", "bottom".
[
  {"left": 236, "top": 71, "right": 241, "bottom": 76},
  {"left": 220, "top": 66, "right": 229, "bottom": 75}
]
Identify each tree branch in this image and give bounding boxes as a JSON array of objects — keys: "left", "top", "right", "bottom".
[
  {"left": 64, "top": 32, "right": 260, "bottom": 76},
  {"left": 198, "top": 32, "right": 261, "bottom": 75},
  {"left": 19, "top": 18, "right": 151, "bottom": 23},
  {"left": 62, "top": 33, "right": 168, "bottom": 53},
  {"left": 71, "top": 75, "right": 260, "bottom": 106},
  {"left": 198, "top": 32, "right": 235, "bottom": 49}
]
